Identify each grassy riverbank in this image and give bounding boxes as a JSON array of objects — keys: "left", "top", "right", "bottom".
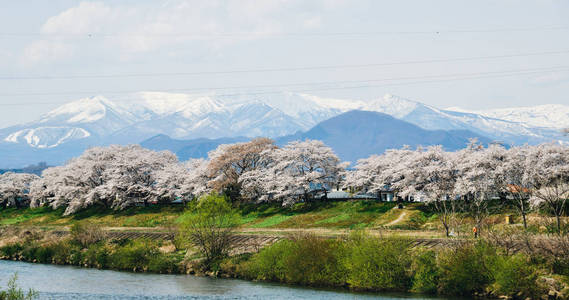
[
  {"left": 2, "top": 223, "right": 569, "bottom": 299},
  {"left": 0, "top": 201, "right": 435, "bottom": 231}
]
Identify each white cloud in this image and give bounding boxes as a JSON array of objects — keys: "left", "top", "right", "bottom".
[
  {"left": 42, "top": 2, "right": 113, "bottom": 35},
  {"left": 21, "top": 40, "right": 75, "bottom": 66},
  {"left": 19, "top": 0, "right": 346, "bottom": 65}
]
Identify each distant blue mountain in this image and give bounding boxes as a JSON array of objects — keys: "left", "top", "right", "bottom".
[
  {"left": 276, "top": 110, "right": 491, "bottom": 162},
  {"left": 140, "top": 134, "right": 248, "bottom": 160},
  {"left": 140, "top": 110, "right": 491, "bottom": 163}
]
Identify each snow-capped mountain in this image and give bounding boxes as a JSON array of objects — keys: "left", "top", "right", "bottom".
[
  {"left": 447, "top": 104, "right": 569, "bottom": 130},
  {"left": 0, "top": 91, "right": 567, "bottom": 168}
]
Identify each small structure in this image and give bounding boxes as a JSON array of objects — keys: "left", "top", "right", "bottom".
[{"left": 505, "top": 215, "right": 514, "bottom": 224}]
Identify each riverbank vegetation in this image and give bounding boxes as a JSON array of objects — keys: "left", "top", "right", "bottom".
[
  {"left": 3, "top": 225, "right": 569, "bottom": 298},
  {"left": 0, "top": 274, "right": 37, "bottom": 300},
  {"left": 222, "top": 232, "right": 557, "bottom": 298}
]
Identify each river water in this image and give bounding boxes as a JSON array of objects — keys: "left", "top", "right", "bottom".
[{"left": 0, "top": 260, "right": 457, "bottom": 299}]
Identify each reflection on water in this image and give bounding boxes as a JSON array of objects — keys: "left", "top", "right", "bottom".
[{"left": 0, "top": 260, "right": 453, "bottom": 299}]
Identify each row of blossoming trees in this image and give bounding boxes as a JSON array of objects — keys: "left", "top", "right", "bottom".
[{"left": 1, "top": 138, "right": 568, "bottom": 233}]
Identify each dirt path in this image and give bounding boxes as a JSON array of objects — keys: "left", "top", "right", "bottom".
[{"left": 384, "top": 210, "right": 407, "bottom": 227}]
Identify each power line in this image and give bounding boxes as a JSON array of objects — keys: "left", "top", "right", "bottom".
[
  {"left": 1, "top": 49, "right": 569, "bottom": 80},
  {"left": 1, "top": 25, "right": 568, "bottom": 38},
  {"left": 0, "top": 66, "right": 567, "bottom": 104}
]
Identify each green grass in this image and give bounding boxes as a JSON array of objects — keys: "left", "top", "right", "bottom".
[
  {"left": 0, "top": 206, "right": 185, "bottom": 228},
  {"left": 250, "top": 214, "right": 293, "bottom": 228},
  {"left": 239, "top": 200, "right": 397, "bottom": 229},
  {"left": 1, "top": 200, "right": 401, "bottom": 229}
]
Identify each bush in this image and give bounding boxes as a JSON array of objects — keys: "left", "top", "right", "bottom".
[
  {"left": 242, "top": 235, "right": 346, "bottom": 286},
  {"left": 148, "top": 254, "right": 180, "bottom": 273},
  {"left": 0, "top": 243, "right": 23, "bottom": 258},
  {"left": 343, "top": 233, "right": 412, "bottom": 291},
  {"left": 284, "top": 235, "right": 346, "bottom": 286},
  {"left": 179, "top": 193, "right": 238, "bottom": 268},
  {"left": 411, "top": 250, "right": 439, "bottom": 294},
  {"left": 50, "top": 240, "right": 82, "bottom": 265},
  {"left": 83, "top": 242, "right": 111, "bottom": 268},
  {"left": 243, "top": 239, "right": 294, "bottom": 281},
  {"left": 69, "top": 222, "right": 104, "bottom": 248},
  {"left": 437, "top": 241, "right": 494, "bottom": 295},
  {"left": 109, "top": 239, "right": 158, "bottom": 271},
  {"left": 490, "top": 253, "right": 541, "bottom": 298}
]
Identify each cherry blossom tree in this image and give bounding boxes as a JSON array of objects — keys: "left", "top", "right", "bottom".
[
  {"left": 207, "top": 138, "right": 276, "bottom": 202},
  {"left": 260, "top": 139, "right": 348, "bottom": 205},
  {"left": 30, "top": 145, "right": 178, "bottom": 215},
  {"left": 0, "top": 172, "right": 39, "bottom": 208},
  {"left": 501, "top": 145, "right": 533, "bottom": 229},
  {"left": 525, "top": 143, "right": 569, "bottom": 233},
  {"left": 394, "top": 146, "right": 461, "bottom": 237},
  {"left": 454, "top": 142, "right": 508, "bottom": 236},
  {"left": 343, "top": 146, "right": 415, "bottom": 197},
  {"left": 154, "top": 158, "right": 211, "bottom": 203}
]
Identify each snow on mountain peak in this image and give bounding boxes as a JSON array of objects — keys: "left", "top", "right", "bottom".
[
  {"left": 364, "top": 94, "right": 420, "bottom": 118},
  {"left": 4, "top": 127, "right": 91, "bottom": 148},
  {"left": 40, "top": 95, "right": 113, "bottom": 124},
  {"left": 446, "top": 103, "right": 569, "bottom": 129}
]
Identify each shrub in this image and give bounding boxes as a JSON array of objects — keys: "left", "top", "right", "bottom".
[
  {"left": 83, "top": 242, "right": 111, "bottom": 268},
  {"left": 437, "top": 241, "right": 494, "bottom": 295},
  {"left": 489, "top": 253, "right": 541, "bottom": 298},
  {"left": 109, "top": 239, "right": 158, "bottom": 271},
  {"left": 179, "top": 193, "right": 238, "bottom": 268},
  {"left": 69, "top": 222, "right": 104, "bottom": 248},
  {"left": 31, "top": 244, "right": 54, "bottom": 263},
  {"left": 243, "top": 239, "right": 294, "bottom": 281},
  {"left": 20, "top": 243, "right": 42, "bottom": 262},
  {"left": 50, "top": 240, "right": 82, "bottom": 265},
  {"left": 0, "top": 243, "right": 23, "bottom": 258},
  {"left": 343, "top": 232, "right": 412, "bottom": 291},
  {"left": 411, "top": 250, "right": 439, "bottom": 294},
  {"left": 284, "top": 235, "right": 346, "bottom": 286},
  {"left": 241, "top": 235, "right": 346, "bottom": 286},
  {"left": 148, "top": 255, "right": 180, "bottom": 274}
]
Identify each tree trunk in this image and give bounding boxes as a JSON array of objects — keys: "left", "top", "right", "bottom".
[{"left": 520, "top": 200, "right": 528, "bottom": 229}]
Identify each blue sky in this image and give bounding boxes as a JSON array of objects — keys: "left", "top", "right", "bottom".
[{"left": 0, "top": 0, "right": 568, "bottom": 128}]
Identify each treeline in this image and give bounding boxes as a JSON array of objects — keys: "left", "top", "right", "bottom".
[{"left": 1, "top": 138, "right": 569, "bottom": 233}]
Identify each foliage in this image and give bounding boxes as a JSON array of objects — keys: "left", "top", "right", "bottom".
[
  {"left": 240, "top": 234, "right": 347, "bottom": 286},
  {"left": 179, "top": 192, "right": 238, "bottom": 268},
  {"left": 0, "top": 274, "right": 38, "bottom": 300},
  {"left": 69, "top": 221, "right": 105, "bottom": 248},
  {"left": 436, "top": 241, "right": 495, "bottom": 295},
  {"left": 109, "top": 239, "right": 159, "bottom": 271},
  {"left": 343, "top": 232, "right": 412, "bottom": 291},
  {"left": 410, "top": 250, "right": 440, "bottom": 294},
  {"left": 489, "top": 253, "right": 541, "bottom": 298},
  {"left": 0, "top": 238, "right": 182, "bottom": 275}
]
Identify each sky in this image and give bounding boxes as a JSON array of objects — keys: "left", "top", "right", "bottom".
[{"left": 0, "top": 0, "right": 568, "bottom": 128}]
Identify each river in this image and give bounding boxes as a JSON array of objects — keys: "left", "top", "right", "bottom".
[{"left": 0, "top": 260, "right": 458, "bottom": 299}]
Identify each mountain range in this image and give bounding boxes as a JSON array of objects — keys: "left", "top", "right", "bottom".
[{"left": 0, "top": 91, "right": 567, "bottom": 168}]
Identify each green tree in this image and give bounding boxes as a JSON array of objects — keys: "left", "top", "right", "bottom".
[{"left": 180, "top": 192, "right": 238, "bottom": 268}]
